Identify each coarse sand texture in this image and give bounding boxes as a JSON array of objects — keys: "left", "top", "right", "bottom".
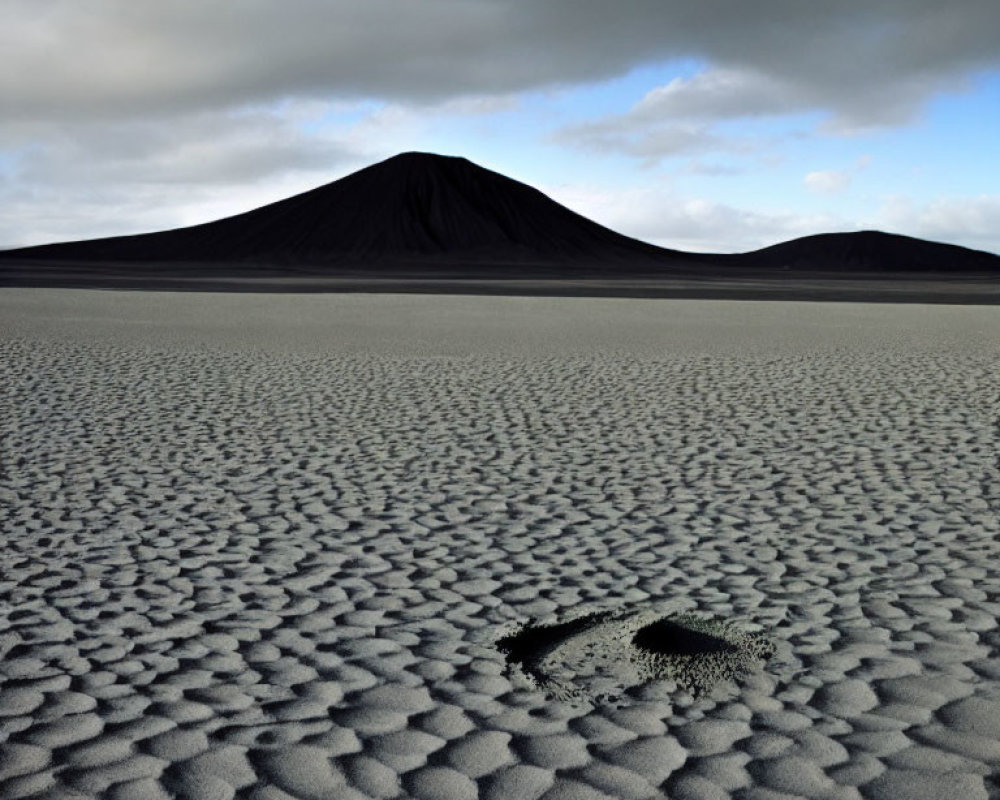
[{"left": 2, "top": 290, "right": 1000, "bottom": 800}]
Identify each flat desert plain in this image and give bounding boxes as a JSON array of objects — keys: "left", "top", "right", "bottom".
[{"left": 2, "top": 289, "right": 999, "bottom": 800}]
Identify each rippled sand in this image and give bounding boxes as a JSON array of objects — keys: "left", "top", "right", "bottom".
[{"left": 2, "top": 290, "right": 999, "bottom": 800}]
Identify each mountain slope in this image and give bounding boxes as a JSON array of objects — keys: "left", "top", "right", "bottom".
[{"left": 1, "top": 152, "right": 681, "bottom": 267}]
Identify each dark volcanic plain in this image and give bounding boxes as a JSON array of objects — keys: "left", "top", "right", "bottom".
[{"left": 1, "top": 152, "right": 998, "bottom": 302}]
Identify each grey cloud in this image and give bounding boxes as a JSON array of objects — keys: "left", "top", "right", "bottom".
[
  {"left": 554, "top": 120, "right": 732, "bottom": 160},
  {"left": 14, "top": 111, "right": 353, "bottom": 187},
  {"left": 804, "top": 170, "right": 851, "bottom": 195},
  {"left": 0, "top": 108, "right": 363, "bottom": 246},
  {"left": 2, "top": 1, "right": 998, "bottom": 125},
  {"left": 555, "top": 112, "right": 774, "bottom": 165},
  {"left": 554, "top": 56, "right": 959, "bottom": 161},
  {"left": 878, "top": 195, "right": 1000, "bottom": 253},
  {"left": 629, "top": 70, "right": 805, "bottom": 122}
]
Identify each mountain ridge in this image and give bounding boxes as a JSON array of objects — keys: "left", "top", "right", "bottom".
[
  {"left": 732, "top": 229, "right": 999, "bottom": 273},
  {"left": 2, "top": 152, "right": 998, "bottom": 279}
]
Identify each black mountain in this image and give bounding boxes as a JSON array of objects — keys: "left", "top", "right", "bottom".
[
  {"left": 2, "top": 152, "right": 680, "bottom": 268},
  {"left": 2, "top": 151, "right": 998, "bottom": 281}
]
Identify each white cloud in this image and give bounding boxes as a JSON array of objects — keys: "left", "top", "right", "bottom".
[
  {"left": 554, "top": 120, "right": 739, "bottom": 161},
  {"left": 632, "top": 69, "right": 806, "bottom": 121},
  {"left": 0, "top": 101, "right": 436, "bottom": 246},
  {"left": 680, "top": 161, "right": 747, "bottom": 177},
  {"left": 543, "top": 182, "right": 847, "bottom": 253},
  {"left": 804, "top": 170, "right": 851, "bottom": 194},
  {"left": 878, "top": 194, "right": 1000, "bottom": 252}
]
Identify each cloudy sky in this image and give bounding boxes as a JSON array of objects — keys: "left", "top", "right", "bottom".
[{"left": 3, "top": 1, "right": 999, "bottom": 253}]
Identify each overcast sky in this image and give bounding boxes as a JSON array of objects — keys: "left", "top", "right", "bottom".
[{"left": 3, "top": 1, "right": 999, "bottom": 253}]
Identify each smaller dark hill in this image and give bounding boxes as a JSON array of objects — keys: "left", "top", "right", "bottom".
[{"left": 732, "top": 230, "right": 1000, "bottom": 273}]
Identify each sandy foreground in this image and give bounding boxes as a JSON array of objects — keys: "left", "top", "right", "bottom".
[{"left": 1, "top": 289, "right": 999, "bottom": 800}]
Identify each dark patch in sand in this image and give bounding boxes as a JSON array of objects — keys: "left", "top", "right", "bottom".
[
  {"left": 497, "top": 611, "right": 614, "bottom": 686},
  {"left": 498, "top": 607, "right": 776, "bottom": 705},
  {"left": 632, "top": 618, "right": 736, "bottom": 656}
]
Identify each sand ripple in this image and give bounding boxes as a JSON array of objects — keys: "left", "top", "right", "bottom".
[{"left": 2, "top": 293, "right": 1000, "bottom": 799}]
